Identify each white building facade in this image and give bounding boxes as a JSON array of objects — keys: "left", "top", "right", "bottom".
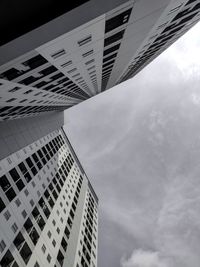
[
  {"left": 0, "top": 0, "right": 200, "bottom": 120},
  {"left": 0, "top": 128, "right": 98, "bottom": 267}
]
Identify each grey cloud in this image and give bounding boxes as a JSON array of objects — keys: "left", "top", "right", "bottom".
[{"left": 64, "top": 22, "right": 200, "bottom": 267}]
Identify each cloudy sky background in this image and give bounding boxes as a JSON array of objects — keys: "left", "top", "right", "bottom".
[{"left": 64, "top": 21, "right": 200, "bottom": 267}]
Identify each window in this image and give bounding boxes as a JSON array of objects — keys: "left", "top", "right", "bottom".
[
  {"left": 34, "top": 261, "right": 40, "bottom": 267},
  {"left": 85, "top": 59, "right": 95, "bottom": 65},
  {"left": 61, "top": 61, "right": 72, "bottom": 67},
  {"left": 30, "top": 199, "right": 34, "bottom": 206},
  {"left": 47, "top": 231, "right": 52, "bottom": 238},
  {"left": 61, "top": 237, "right": 68, "bottom": 252},
  {"left": 82, "top": 50, "right": 94, "bottom": 58},
  {"left": 52, "top": 239, "right": 56, "bottom": 247},
  {"left": 47, "top": 254, "right": 51, "bottom": 263},
  {"left": 0, "top": 249, "right": 14, "bottom": 266},
  {"left": 0, "top": 240, "right": 6, "bottom": 253},
  {"left": 51, "top": 49, "right": 66, "bottom": 59},
  {"left": 186, "top": 0, "right": 197, "bottom": 5},
  {"left": 52, "top": 219, "right": 56, "bottom": 226},
  {"left": 56, "top": 227, "right": 60, "bottom": 234},
  {"left": 11, "top": 223, "right": 18, "bottom": 233},
  {"left": 103, "top": 43, "right": 120, "bottom": 56},
  {"left": 67, "top": 68, "right": 77, "bottom": 74},
  {"left": 9, "top": 168, "right": 20, "bottom": 182},
  {"left": 0, "top": 197, "right": 6, "bottom": 213},
  {"left": 20, "top": 242, "right": 32, "bottom": 264},
  {"left": 15, "top": 198, "right": 21, "bottom": 207},
  {"left": 78, "top": 35, "right": 92, "bottom": 46},
  {"left": 103, "top": 59, "right": 115, "bottom": 68},
  {"left": 0, "top": 175, "right": 11, "bottom": 192},
  {"left": 24, "top": 189, "right": 29, "bottom": 196},
  {"left": 105, "top": 8, "right": 132, "bottom": 33},
  {"left": 57, "top": 250, "right": 64, "bottom": 266},
  {"left": 29, "top": 227, "right": 39, "bottom": 245},
  {"left": 103, "top": 52, "right": 117, "bottom": 63},
  {"left": 22, "top": 210, "right": 27, "bottom": 219},
  {"left": 104, "top": 29, "right": 125, "bottom": 46},
  {"left": 41, "top": 244, "right": 46, "bottom": 253},
  {"left": 6, "top": 98, "right": 16, "bottom": 102},
  {"left": 4, "top": 210, "right": 11, "bottom": 221},
  {"left": 24, "top": 89, "right": 33, "bottom": 94},
  {"left": 8, "top": 86, "right": 21, "bottom": 93}
]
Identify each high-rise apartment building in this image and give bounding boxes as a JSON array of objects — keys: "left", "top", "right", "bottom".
[
  {"left": 0, "top": 128, "right": 98, "bottom": 267},
  {"left": 0, "top": 0, "right": 200, "bottom": 121}
]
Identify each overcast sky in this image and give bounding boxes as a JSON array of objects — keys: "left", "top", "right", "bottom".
[{"left": 64, "top": 21, "right": 200, "bottom": 267}]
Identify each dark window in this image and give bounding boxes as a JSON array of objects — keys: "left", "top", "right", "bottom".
[
  {"left": 16, "top": 179, "right": 25, "bottom": 191},
  {"left": 78, "top": 35, "right": 92, "bottom": 46},
  {"left": 172, "top": 3, "right": 200, "bottom": 22},
  {"left": 105, "top": 8, "right": 132, "bottom": 33},
  {"left": 57, "top": 250, "right": 64, "bottom": 267},
  {"left": 61, "top": 237, "right": 68, "bottom": 251},
  {"left": 179, "top": 12, "right": 198, "bottom": 24},
  {"left": 82, "top": 49, "right": 94, "bottom": 57},
  {"left": 186, "top": 0, "right": 197, "bottom": 5},
  {"left": 34, "top": 261, "right": 40, "bottom": 267},
  {"left": 67, "top": 217, "right": 73, "bottom": 228},
  {"left": 32, "top": 207, "right": 40, "bottom": 219},
  {"left": 70, "top": 209, "right": 74, "bottom": 220},
  {"left": 102, "top": 70, "right": 111, "bottom": 77},
  {"left": 51, "top": 49, "right": 66, "bottom": 59},
  {"left": 64, "top": 226, "right": 70, "bottom": 238},
  {"left": 61, "top": 61, "right": 72, "bottom": 67},
  {"left": 9, "top": 168, "right": 20, "bottom": 182},
  {"left": 14, "top": 232, "right": 25, "bottom": 250},
  {"left": 67, "top": 68, "right": 77, "bottom": 74},
  {"left": 103, "top": 43, "right": 120, "bottom": 56},
  {"left": 23, "top": 55, "right": 48, "bottom": 69},
  {"left": 85, "top": 59, "right": 95, "bottom": 65},
  {"left": 40, "top": 66, "right": 57, "bottom": 76},
  {"left": 29, "top": 227, "right": 39, "bottom": 245},
  {"left": 172, "top": 7, "right": 190, "bottom": 21},
  {"left": 34, "top": 81, "right": 48, "bottom": 88},
  {"left": 37, "top": 215, "right": 46, "bottom": 230},
  {"left": 104, "top": 29, "right": 125, "bottom": 46},
  {"left": 0, "top": 197, "right": 6, "bottom": 213},
  {"left": 19, "top": 242, "right": 32, "bottom": 264},
  {"left": 0, "top": 175, "right": 11, "bottom": 192},
  {"left": 26, "top": 158, "right": 34, "bottom": 168},
  {"left": 24, "top": 218, "right": 33, "bottom": 233},
  {"left": 5, "top": 188, "right": 16, "bottom": 202},
  {"left": 0, "top": 250, "right": 14, "bottom": 267},
  {"left": 103, "top": 59, "right": 115, "bottom": 68},
  {"left": 20, "top": 76, "right": 40, "bottom": 85},
  {"left": 102, "top": 64, "right": 113, "bottom": 72},
  {"left": 103, "top": 52, "right": 117, "bottom": 63},
  {"left": 0, "top": 68, "right": 23, "bottom": 80}
]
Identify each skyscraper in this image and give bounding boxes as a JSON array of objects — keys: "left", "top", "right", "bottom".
[
  {"left": 0, "top": 0, "right": 200, "bottom": 120},
  {"left": 0, "top": 128, "right": 98, "bottom": 267}
]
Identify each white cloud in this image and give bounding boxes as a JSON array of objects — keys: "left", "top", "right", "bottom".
[
  {"left": 155, "top": 173, "right": 200, "bottom": 267},
  {"left": 121, "top": 250, "right": 169, "bottom": 267}
]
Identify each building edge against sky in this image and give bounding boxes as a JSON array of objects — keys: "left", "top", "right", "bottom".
[
  {"left": 0, "top": 0, "right": 200, "bottom": 121},
  {"left": 0, "top": 1, "right": 200, "bottom": 267},
  {"left": 0, "top": 127, "right": 98, "bottom": 267}
]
